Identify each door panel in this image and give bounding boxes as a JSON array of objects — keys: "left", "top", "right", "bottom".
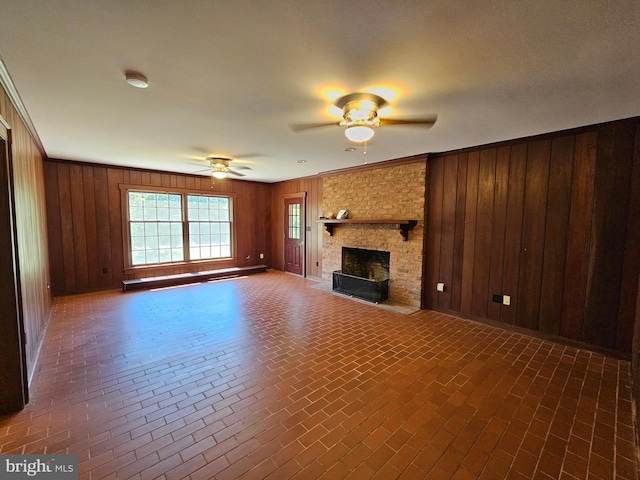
[{"left": 284, "top": 197, "right": 303, "bottom": 275}]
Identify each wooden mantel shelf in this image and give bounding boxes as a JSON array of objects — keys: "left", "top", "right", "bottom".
[{"left": 317, "top": 219, "right": 418, "bottom": 241}]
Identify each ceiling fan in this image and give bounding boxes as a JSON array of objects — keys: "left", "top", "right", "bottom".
[
  {"left": 206, "top": 157, "right": 247, "bottom": 179},
  {"left": 289, "top": 92, "right": 437, "bottom": 143}
]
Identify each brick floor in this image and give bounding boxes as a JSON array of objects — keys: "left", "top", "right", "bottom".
[{"left": 0, "top": 271, "right": 637, "bottom": 479}]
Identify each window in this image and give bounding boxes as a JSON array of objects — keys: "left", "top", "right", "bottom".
[
  {"left": 126, "top": 189, "right": 233, "bottom": 267},
  {"left": 187, "top": 195, "right": 231, "bottom": 260},
  {"left": 288, "top": 202, "right": 300, "bottom": 240}
]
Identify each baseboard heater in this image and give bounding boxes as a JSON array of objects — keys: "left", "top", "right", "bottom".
[
  {"left": 122, "top": 265, "right": 267, "bottom": 292},
  {"left": 332, "top": 270, "right": 389, "bottom": 303}
]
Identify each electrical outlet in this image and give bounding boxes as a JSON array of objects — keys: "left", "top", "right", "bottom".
[
  {"left": 259, "top": 253, "right": 264, "bottom": 259},
  {"left": 503, "top": 295, "right": 511, "bottom": 306}
]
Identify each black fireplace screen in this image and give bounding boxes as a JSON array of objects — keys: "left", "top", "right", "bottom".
[{"left": 333, "top": 247, "right": 390, "bottom": 303}]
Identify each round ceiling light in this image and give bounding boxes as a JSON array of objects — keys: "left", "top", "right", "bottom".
[
  {"left": 344, "top": 125, "right": 374, "bottom": 143},
  {"left": 125, "top": 71, "right": 149, "bottom": 88}
]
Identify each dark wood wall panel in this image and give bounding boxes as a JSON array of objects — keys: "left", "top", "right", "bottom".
[
  {"left": 82, "top": 167, "right": 99, "bottom": 289},
  {"left": 583, "top": 122, "right": 636, "bottom": 349},
  {"left": 487, "top": 146, "right": 510, "bottom": 322},
  {"left": 501, "top": 143, "right": 527, "bottom": 325},
  {"left": 307, "top": 176, "right": 323, "bottom": 278},
  {"left": 425, "top": 117, "right": 640, "bottom": 356},
  {"left": 471, "top": 149, "right": 496, "bottom": 319},
  {"left": 425, "top": 157, "right": 444, "bottom": 310},
  {"left": 0, "top": 83, "right": 51, "bottom": 386},
  {"left": 93, "top": 167, "right": 113, "bottom": 289},
  {"left": 57, "top": 163, "right": 76, "bottom": 294},
  {"left": 44, "top": 161, "right": 64, "bottom": 295},
  {"left": 106, "top": 168, "right": 125, "bottom": 287},
  {"left": 517, "top": 140, "right": 550, "bottom": 331},
  {"left": 450, "top": 154, "right": 468, "bottom": 312},
  {"left": 438, "top": 155, "right": 457, "bottom": 311},
  {"left": 44, "top": 160, "right": 271, "bottom": 295},
  {"left": 460, "top": 152, "right": 479, "bottom": 315},
  {"left": 70, "top": 164, "right": 89, "bottom": 291},
  {"left": 561, "top": 132, "right": 597, "bottom": 339},
  {"left": 618, "top": 126, "right": 640, "bottom": 353},
  {"left": 538, "top": 136, "right": 574, "bottom": 335}
]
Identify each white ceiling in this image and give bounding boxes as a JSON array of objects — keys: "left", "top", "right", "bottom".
[{"left": 0, "top": 0, "right": 638, "bottom": 183}]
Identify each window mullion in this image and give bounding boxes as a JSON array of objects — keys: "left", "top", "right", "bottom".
[{"left": 182, "top": 193, "right": 191, "bottom": 261}]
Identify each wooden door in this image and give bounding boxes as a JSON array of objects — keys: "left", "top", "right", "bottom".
[{"left": 284, "top": 197, "right": 303, "bottom": 275}]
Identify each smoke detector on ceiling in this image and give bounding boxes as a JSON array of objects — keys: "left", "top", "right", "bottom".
[{"left": 125, "top": 71, "right": 149, "bottom": 88}]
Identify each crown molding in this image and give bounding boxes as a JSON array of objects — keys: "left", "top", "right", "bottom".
[{"left": 0, "top": 55, "right": 46, "bottom": 155}]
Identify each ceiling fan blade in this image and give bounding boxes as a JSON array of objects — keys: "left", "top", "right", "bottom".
[
  {"left": 228, "top": 169, "right": 246, "bottom": 177},
  {"left": 378, "top": 115, "right": 438, "bottom": 127},
  {"left": 289, "top": 121, "right": 341, "bottom": 132}
]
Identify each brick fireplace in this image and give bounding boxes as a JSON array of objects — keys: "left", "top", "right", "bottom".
[{"left": 321, "top": 159, "right": 427, "bottom": 308}]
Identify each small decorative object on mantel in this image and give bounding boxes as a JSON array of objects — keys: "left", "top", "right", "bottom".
[{"left": 336, "top": 209, "right": 348, "bottom": 219}]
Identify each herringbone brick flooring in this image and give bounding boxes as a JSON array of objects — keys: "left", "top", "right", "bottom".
[{"left": 0, "top": 271, "right": 637, "bottom": 479}]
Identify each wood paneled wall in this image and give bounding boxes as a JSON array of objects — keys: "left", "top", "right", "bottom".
[
  {"left": 0, "top": 84, "right": 51, "bottom": 397},
  {"left": 44, "top": 159, "right": 271, "bottom": 296},
  {"left": 425, "top": 117, "right": 640, "bottom": 356},
  {"left": 634, "top": 270, "right": 640, "bottom": 446},
  {"left": 269, "top": 176, "right": 323, "bottom": 279}
]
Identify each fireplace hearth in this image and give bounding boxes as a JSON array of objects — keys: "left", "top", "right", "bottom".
[{"left": 332, "top": 247, "right": 390, "bottom": 303}]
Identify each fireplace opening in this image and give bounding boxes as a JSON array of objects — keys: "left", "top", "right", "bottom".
[{"left": 333, "top": 247, "right": 390, "bottom": 303}]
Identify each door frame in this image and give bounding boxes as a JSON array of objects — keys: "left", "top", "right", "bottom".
[
  {"left": 0, "top": 114, "right": 28, "bottom": 413},
  {"left": 282, "top": 192, "right": 306, "bottom": 276}
]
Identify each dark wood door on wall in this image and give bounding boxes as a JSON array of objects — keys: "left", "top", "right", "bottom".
[{"left": 284, "top": 197, "right": 304, "bottom": 275}]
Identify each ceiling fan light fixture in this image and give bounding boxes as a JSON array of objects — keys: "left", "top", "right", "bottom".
[
  {"left": 209, "top": 158, "right": 230, "bottom": 179},
  {"left": 345, "top": 125, "right": 375, "bottom": 143}
]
